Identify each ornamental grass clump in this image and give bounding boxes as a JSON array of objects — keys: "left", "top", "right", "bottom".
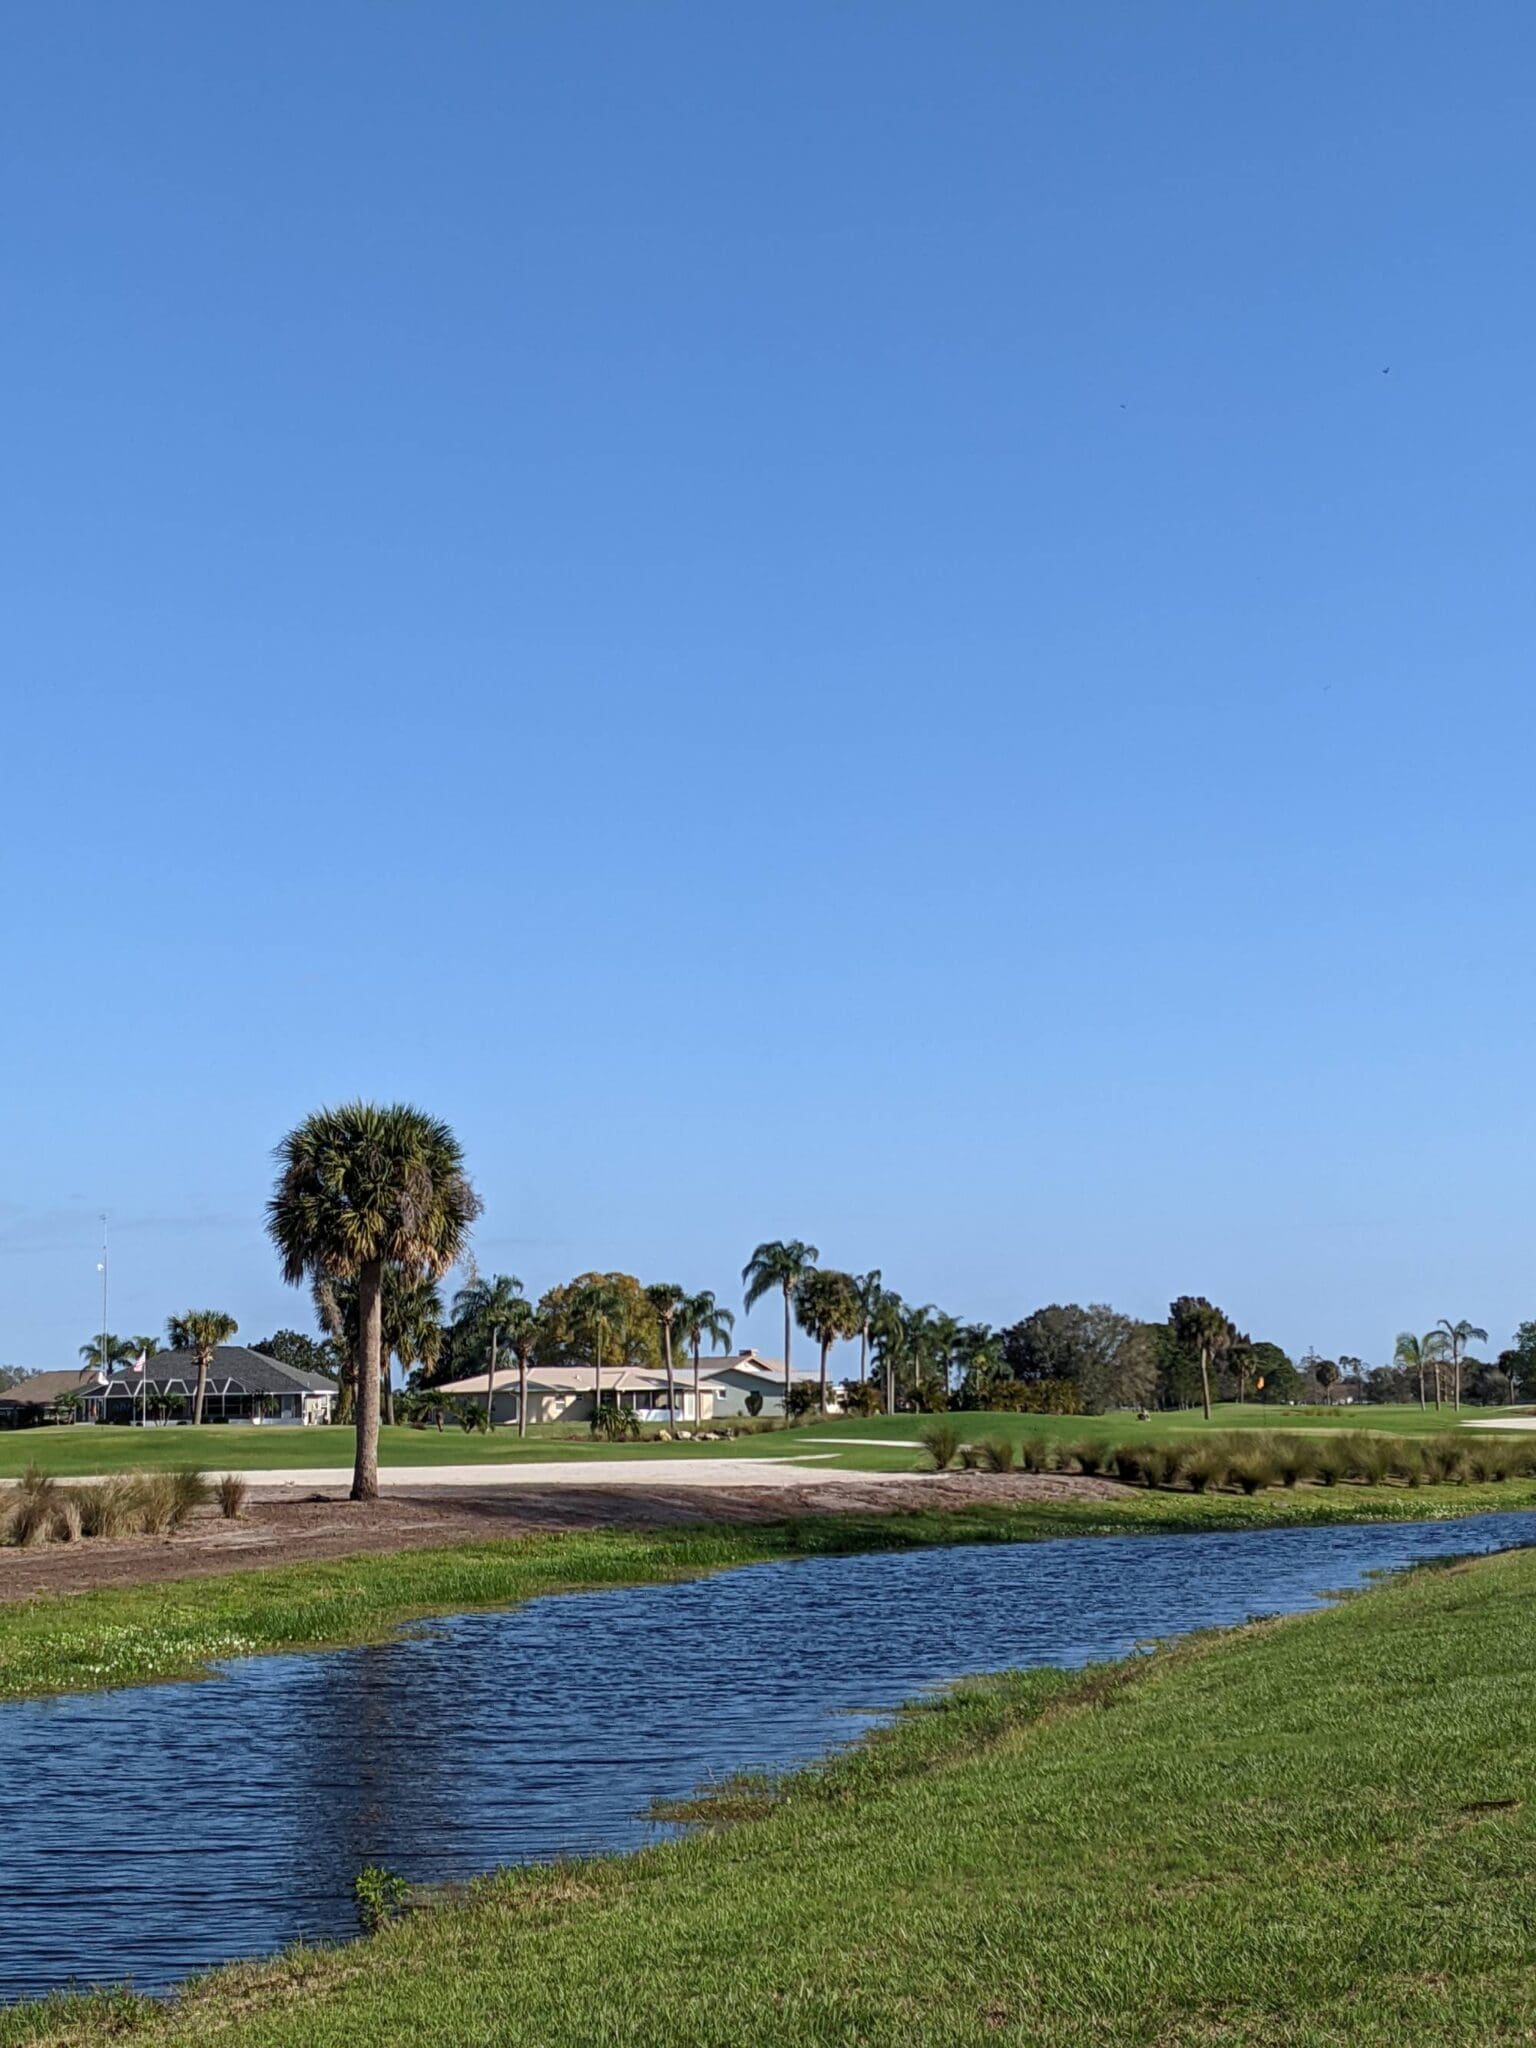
[
  {"left": 76, "top": 1477, "right": 143, "bottom": 1539},
  {"left": 217, "top": 1473, "right": 250, "bottom": 1519},
  {"left": 1312, "top": 1444, "right": 1346, "bottom": 1487},
  {"left": 974, "top": 1435, "right": 1017, "bottom": 1474},
  {"left": 1144, "top": 1443, "right": 1188, "bottom": 1490},
  {"left": 1064, "top": 1439, "right": 1109, "bottom": 1477},
  {"left": 1182, "top": 1449, "right": 1228, "bottom": 1494},
  {"left": 1273, "top": 1438, "right": 1318, "bottom": 1489},
  {"left": 1015, "top": 1434, "right": 1054, "bottom": 1474},
  {"left": 1110, "top": 1444, "right": 1154, "bottom": 1487},
  {"left": 1338, "top": 1434, "right": 1392, "bottom": 1486},
  {"left": 169, "top": 1469, "right": 211, "bottom": 1526},
  {"left": 918, "top": 1421, "right": 962, "bottom": 1472},
  {"left": 1421, "top": 1437, "right": 1467, "bottom": 1486},
  {"left": 1226, "top": 1448, "right": 1280, "bottom": 1496}
]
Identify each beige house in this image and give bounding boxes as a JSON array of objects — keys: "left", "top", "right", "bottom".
[
  {"left": 430, "top": 1363, "right": 718, "bottom": 1429},
  {"left": 695, "top": 1351, "right": 840, "bottom": 1416}
]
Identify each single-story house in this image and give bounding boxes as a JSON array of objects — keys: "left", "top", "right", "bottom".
[
  {"left": 0, "top": 1369, "right": 102, "bottom": 1428},
  {"left": 430, "top": 1363, "right": 718, "bottom": 1430},
  {"left": 694, "top": 1351, "right": 840, "bottom": 1417},
  {"left": 79, "top": 1347, "right": 337, "bottom": 1426}
]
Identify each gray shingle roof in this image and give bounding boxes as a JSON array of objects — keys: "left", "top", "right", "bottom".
[{"left": 101, "top": 1347, "right": 337, "bottom": 1398}]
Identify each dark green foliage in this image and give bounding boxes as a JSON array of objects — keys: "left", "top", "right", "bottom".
[
  {"left": 353, "top": 1866, "right": 412, "bottom": 1935},
  {"left": 591, "top": 1403, "right": 641, "bottom": 1442}
]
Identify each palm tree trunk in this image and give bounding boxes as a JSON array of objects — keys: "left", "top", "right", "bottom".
[
  {"left": 352, "top": 1258, "right": 384, "bottom": 1501},
  {"left": 819, "top": 1336, "right": 830, "bottom": 1413},
  {"left": 486, "top": 1325, "right": 498, "bottom": 1432},
  {"left": 782, "top": 1285, "right": 793, "bottom": 1422},
  {"left": 1433, "top": 1358, "right": 1442, "bottom": 1410},
  {"left": 193, "top": 1349, "right": 210, "bottom": 1428},
  {"left": 663, "top": 1317, "right": 677, "bottom": 1425},
  {"left": 884, "top": 1353, "right": 894, "bottom": 1415},
  {"left": 693, "top": 1337, "right": 701, "bottom": 1428},
  {"left": 518, "top": 1346, "right": 529, "bottom": 1439},
  {"left": 859, "top": 1325, "right": 868, "bottom": 1383},
  {"left": 1199, "top": 1344, "right": 1212, "bottom": 1423},
  {"left": 1417, "top": 1363, "right": 1425, "bottom": 1409},
  {"left": 593, "top": 1325, "right": 603, "bottom": 1424},
  {"left": 382, "top": 1344, "right": 395, "bottom": 1428}
]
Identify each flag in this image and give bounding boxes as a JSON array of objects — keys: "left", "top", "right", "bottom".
[{"left": 131, "top": 1352, "right": 146, "bottom": 1375}]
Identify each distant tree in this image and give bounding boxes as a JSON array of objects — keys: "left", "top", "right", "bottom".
[
  {"left": 1502, "top": 1322, "right": 1536, "bottom": 1403},
  {"left": 841, "top": 1378, "right": 882, "bottom": 1418},
  {"left": 451, "top": 1274, "right": 526, "bottom": 1430},
  {"left": 1365, "top": 1364, "right": 1408, "bottom": 1405},
  {"left": 1394, "top": 1329, "right": 1449, "bottom": 1412},
  {"left": 869, "top": 1290, "right": 908, "bottom": 1414},
  {"left": 742, "top": 1240, "right": 819, "bottom": 1420},
  {"left": 645, "top": 1283, "right": 686, "bottom": 1423},
  {"left": 1256, "top": 1357, "right": 1302, "bottom": 1405},
  {"left": 675, "top": 1289, "right": 735, "bottom": 1424},
  {"left": 953, "top": 1323, "right": 1009, "bottom": 1410},
  {"left": 252, "top": 1328, "right": 338, "bottom": 1380},
  {"left": 268, "top": 1101, "right": 481, "bottom": 1500},
  {"left": 794, "top": 1269, "right": 864, "bottom": 1413},
  {"left": 536, "top": 1273, "right": 662, "bottom": 1421},
  {"left": 79, "top": 1333, "right": 134, "bottom": 1374},
  {"left": 852, "top": 1271, "right": 885, "bottom": 1384},
  {"left": 165, "top": 1310, "right": 239, "bottom": 1427},
  {"left": 128, "top": 1335, "right": 160, "bottom": 1361},
  {"left": 1466, "top": 1361, "right": 1513, "bottom": 1408},
  {"left": 1435, "top": 1318, "right": 1488, "bottom": 1412},
  {"left": 1168, "top": 1297, "right": 1235, "bottom": 1423},
  {"left": 1314, "top": 1357, "right": 1340, "bottom": 1402}
]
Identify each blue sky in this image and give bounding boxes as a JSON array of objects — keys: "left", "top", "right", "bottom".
[{"left": 3, "top": 2, "right": 1534, "bottom": 1372}]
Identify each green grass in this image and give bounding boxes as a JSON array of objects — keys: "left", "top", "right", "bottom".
[
  {"left": 5, "top": 1481, "right": 1536, "bottom": 1704},
  {"left": 3, "top": 1402, "right": 1528, "bottom": 1478},
  {"left": 8, "top": 1536, "right": 1536, "bottom": 2045}
]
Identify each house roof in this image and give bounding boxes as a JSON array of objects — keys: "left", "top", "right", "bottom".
[
  {"left": 432, "top": 1363, "right": 675, "bottom": 1397},
  {"left": 0, "top": 1368, "right": 100, "bottom": 1407},
  {"left": 694, "top": 1351, "right": 818, "bottom": 1383},
  {"left": 93, "top": 1347, "right": 337, "bottom": 1399}
]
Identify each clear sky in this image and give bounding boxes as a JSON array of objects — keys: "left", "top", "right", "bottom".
[{"left": 3, "top": 2, "right": 1534, "bottom": 1373}]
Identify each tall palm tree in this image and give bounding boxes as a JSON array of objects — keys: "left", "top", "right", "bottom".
[
  {"left": 1394, "top": 1328, "right": 1448, "bottom": 1411},
  {"left": 1169, "top": 1297, "right": 1235, "bottom": 1423},
  {"left": 268, "top": 1101, "right": 480, "bottom": 1500},
  {"left": 742, "top": 1240, "right": 819, "bottom": 1419},
  {"left": 645, "top": 1283, "right": 686, "bottom": 1424},
  {"left": 79, "top": 1333, "right": 134, "bottom": 1374},
  {"left": 1436, "top": 1318, "right": 1488, "bottom": 1412},
  {"left": 676, "top": 1289, "right": 735, "bottom": 1425},
  {"left": 852, "top": 1270, "right": 884, "bottom": 1383},
  {"left": 165, "top": 1310, "right": 239, "bottom": 1427},
  {"left": 503, "top": 1297, "right": 540, "bottom": 1439},
  {"left": 793, "top": 1269, "right": 864, "bottom": 1413},
  {"left": 869, "top": 1290, "right": 908, "bottom": 1414},
  {"left": 570, "top": 1275, "right": 624, "bottom": 1419},
  {"left": 387, "top": 1273, "right": 445, "bottom": 1426},
  {"left": 452, "top": 1273, "right": 526, "bottom": 1430}
]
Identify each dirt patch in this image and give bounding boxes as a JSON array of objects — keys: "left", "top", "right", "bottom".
[{"left": 0, "top": 1472, "right": 1121, "bottom": 1602}]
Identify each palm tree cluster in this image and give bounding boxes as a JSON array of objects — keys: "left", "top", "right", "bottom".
[{"left": 1392, "top": 1317, "right": 1489, "bottom": 1412}]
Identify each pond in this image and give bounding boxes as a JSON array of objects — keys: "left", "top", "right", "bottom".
[{"left": 3, "top": 1509, "right": 1534, "bottom": 2003}]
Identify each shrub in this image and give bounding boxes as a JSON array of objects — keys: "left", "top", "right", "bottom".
[
  {"left": 1227, "top": 1449, "right": 1279, "bottom": 1495},
  {"left": 1015, "top": 1434, "right": 1055, "bottom": 1474},
  {"left": 973, "top": 1435, "right": 1017, "bottom": 1474},
  {"left": 841, "top": 1381, "right": 881, "bottom": 1418},
  {"left": 1421, "top": 1437, "right": 1467, "bottom": 1485},
  {"left": 52, "top": 1495, "right": 83, "bottom": 1542},
  {"left": 1110, "top": 1444, "right": 1154, "bottom": 1486},
  {"left": 1338, "top": 1433, "right": 1392, "bottom": 1485},
  {"left": 1312, "top": 1445, "right": 1345, "bottom": 1487},
  {"left": 217, "top": 1473, "right": 249, "bottom": 1520},
  {"left": 1144, "top": 1443, "right": 1187, "bottom": 1490},
  {"left": 786, "top": 1381, "right": 823, "bottom": 1420},
  {"left": 353, "top": 1865, "right": 411, "bottom": 1935},
  {"left": 1183, "top": 1450, "right": 1227, "bottom": 1494},
  {"left": 77, "top": 1477, "right": 141, "bottom": 1539},
  {"left": 1063, "top": 1439, "right": 1109, "bottom": 1476},
  {"left": 1273, "top": 1438, "right": 1318, "bottom": 1489},
  {"left": 918, "top": 1421, "right": 962, "bottom": 1471},
  {"left": 744, "top": 1390, "right": 764, "bottom": 1418},
  {"left": 132, "top": 1473, "right": 180, "bottom": 1534},
  {"left": 169, "top": 1469, "right": 210, "bottom": 1526}
]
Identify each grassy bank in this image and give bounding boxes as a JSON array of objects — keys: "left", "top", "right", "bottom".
[
  {"left": 1, "top": 1403, "right": 1530, "bottom": 1477},
  {"left": 8, "top": 1537, "right": 1535, "bottom": 2045},
  {"left": 5, "top": 1481, "right": 1536, "bottom": 1702}
]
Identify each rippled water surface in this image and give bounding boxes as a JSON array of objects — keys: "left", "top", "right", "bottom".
[{"left": 4, "top": 1509, "right": 1534, "bottom": 2002}]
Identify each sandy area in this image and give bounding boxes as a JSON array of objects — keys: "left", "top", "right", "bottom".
[{"left": 0, "top": 1472, "right": 1120, "bottom": 1603}]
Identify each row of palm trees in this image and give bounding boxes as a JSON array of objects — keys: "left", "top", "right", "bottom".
[
  {"left": 1392, "top": 1318, "right": 1489, "bottom": 1411},
  {"left": 80, "top": 1311, "right": 240, "bottom": 1427}
]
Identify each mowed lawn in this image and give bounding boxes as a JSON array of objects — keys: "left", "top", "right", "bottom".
[
  {"left": 12, "top": 1542, "right": 1536, "bottom": 2047},
  {"left": 0, "top": 1403, "right": 1530, "bottom": 1477}
]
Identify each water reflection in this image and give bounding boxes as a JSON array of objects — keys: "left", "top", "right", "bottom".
[{"left": 1, "top": 1509, "right": 1532, "bottom": 2002}]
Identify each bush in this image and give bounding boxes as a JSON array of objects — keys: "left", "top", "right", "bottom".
[
  {"left": 217, "top": 1473, "right": 249, "bottom": 1519},
  {"left": 1338, "top": 1433, "right": 1392, "bottom": 1486},
  {"left": 1227, "top": 1449, "right": 1279, "bottom": 1496},
  {"left": 77, "top": 1477, "right": 142, "bottom": 1538},
  {"left": 786, "top": 1381, "right": 824, "bottom": 1420},
  {"left": 354, "top": 1865, "right": 411, "bottom": 1935},
  {"left": 1273, "top": 1438, "right": 1318, "bottom": 1489},
  {"left": 918, "top": 1421, "right": 962, "bottom": 1472},
  {"left": 1144, "top": 1443, "right": 1187, "bottom": 1490},
  {"left": 973, "top": 1434, "right": 1017, "bottom": 1474},
  {"left": 1420, "top": 1436, "right": 1467, "bottom": 1485},
  {"left": 744, "top": 1391, "right": 764, "bottom": 1418},
  {"left": 1312, "top": 1445, "right": 1345, "bottom": 1487},
  {"left": 1109, "top": 1444, "right": 1153, "bottom": 1486},
  {"left": 1015, "top": 1434, "right": 1055, "bottom": 1473},
  {"left": 1183, "top": 1449, "right": 1227, "bottom": 1494},
  {"left": 1063, "top": 1439, "right": 1109, "bottom": 1477},
  {"left": 169, "top": 1469, "right": 210, "bottom": 1526},
  {"left": 591, "top": 1403, "right": 641, "bottom": 1442},
  {"left": 841, "top": 1380, "right": 882, "bottom": 1418}
]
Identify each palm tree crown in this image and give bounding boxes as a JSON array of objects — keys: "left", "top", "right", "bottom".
[
  {"left": 793, "top": 1268, "right": 863, "bottom": 1412},
  {"left": 267, "top": 1101, "right": 480, "bottom": 1499},
  {"left": 742, "top": 1239, "right": 819, "bottom": 1416},
  {"left": 79, "top": 1333, "right": 134, "bottom": 1374},
  {"left": 166, "top": 1309, "right": 239, "bottom": 1427}
]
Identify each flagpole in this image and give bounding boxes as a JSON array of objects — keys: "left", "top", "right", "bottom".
[{"left": 98, "top": 1215, "right": 108, "bottom": 1393}]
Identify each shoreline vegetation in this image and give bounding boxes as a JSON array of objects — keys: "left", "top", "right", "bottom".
[
  {"left": 3, "top": 1475, "right": 1536, "bottom": 1703},
  {"left": 4, "top": 1542, "right": 1534, "bottom": 2046}
]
